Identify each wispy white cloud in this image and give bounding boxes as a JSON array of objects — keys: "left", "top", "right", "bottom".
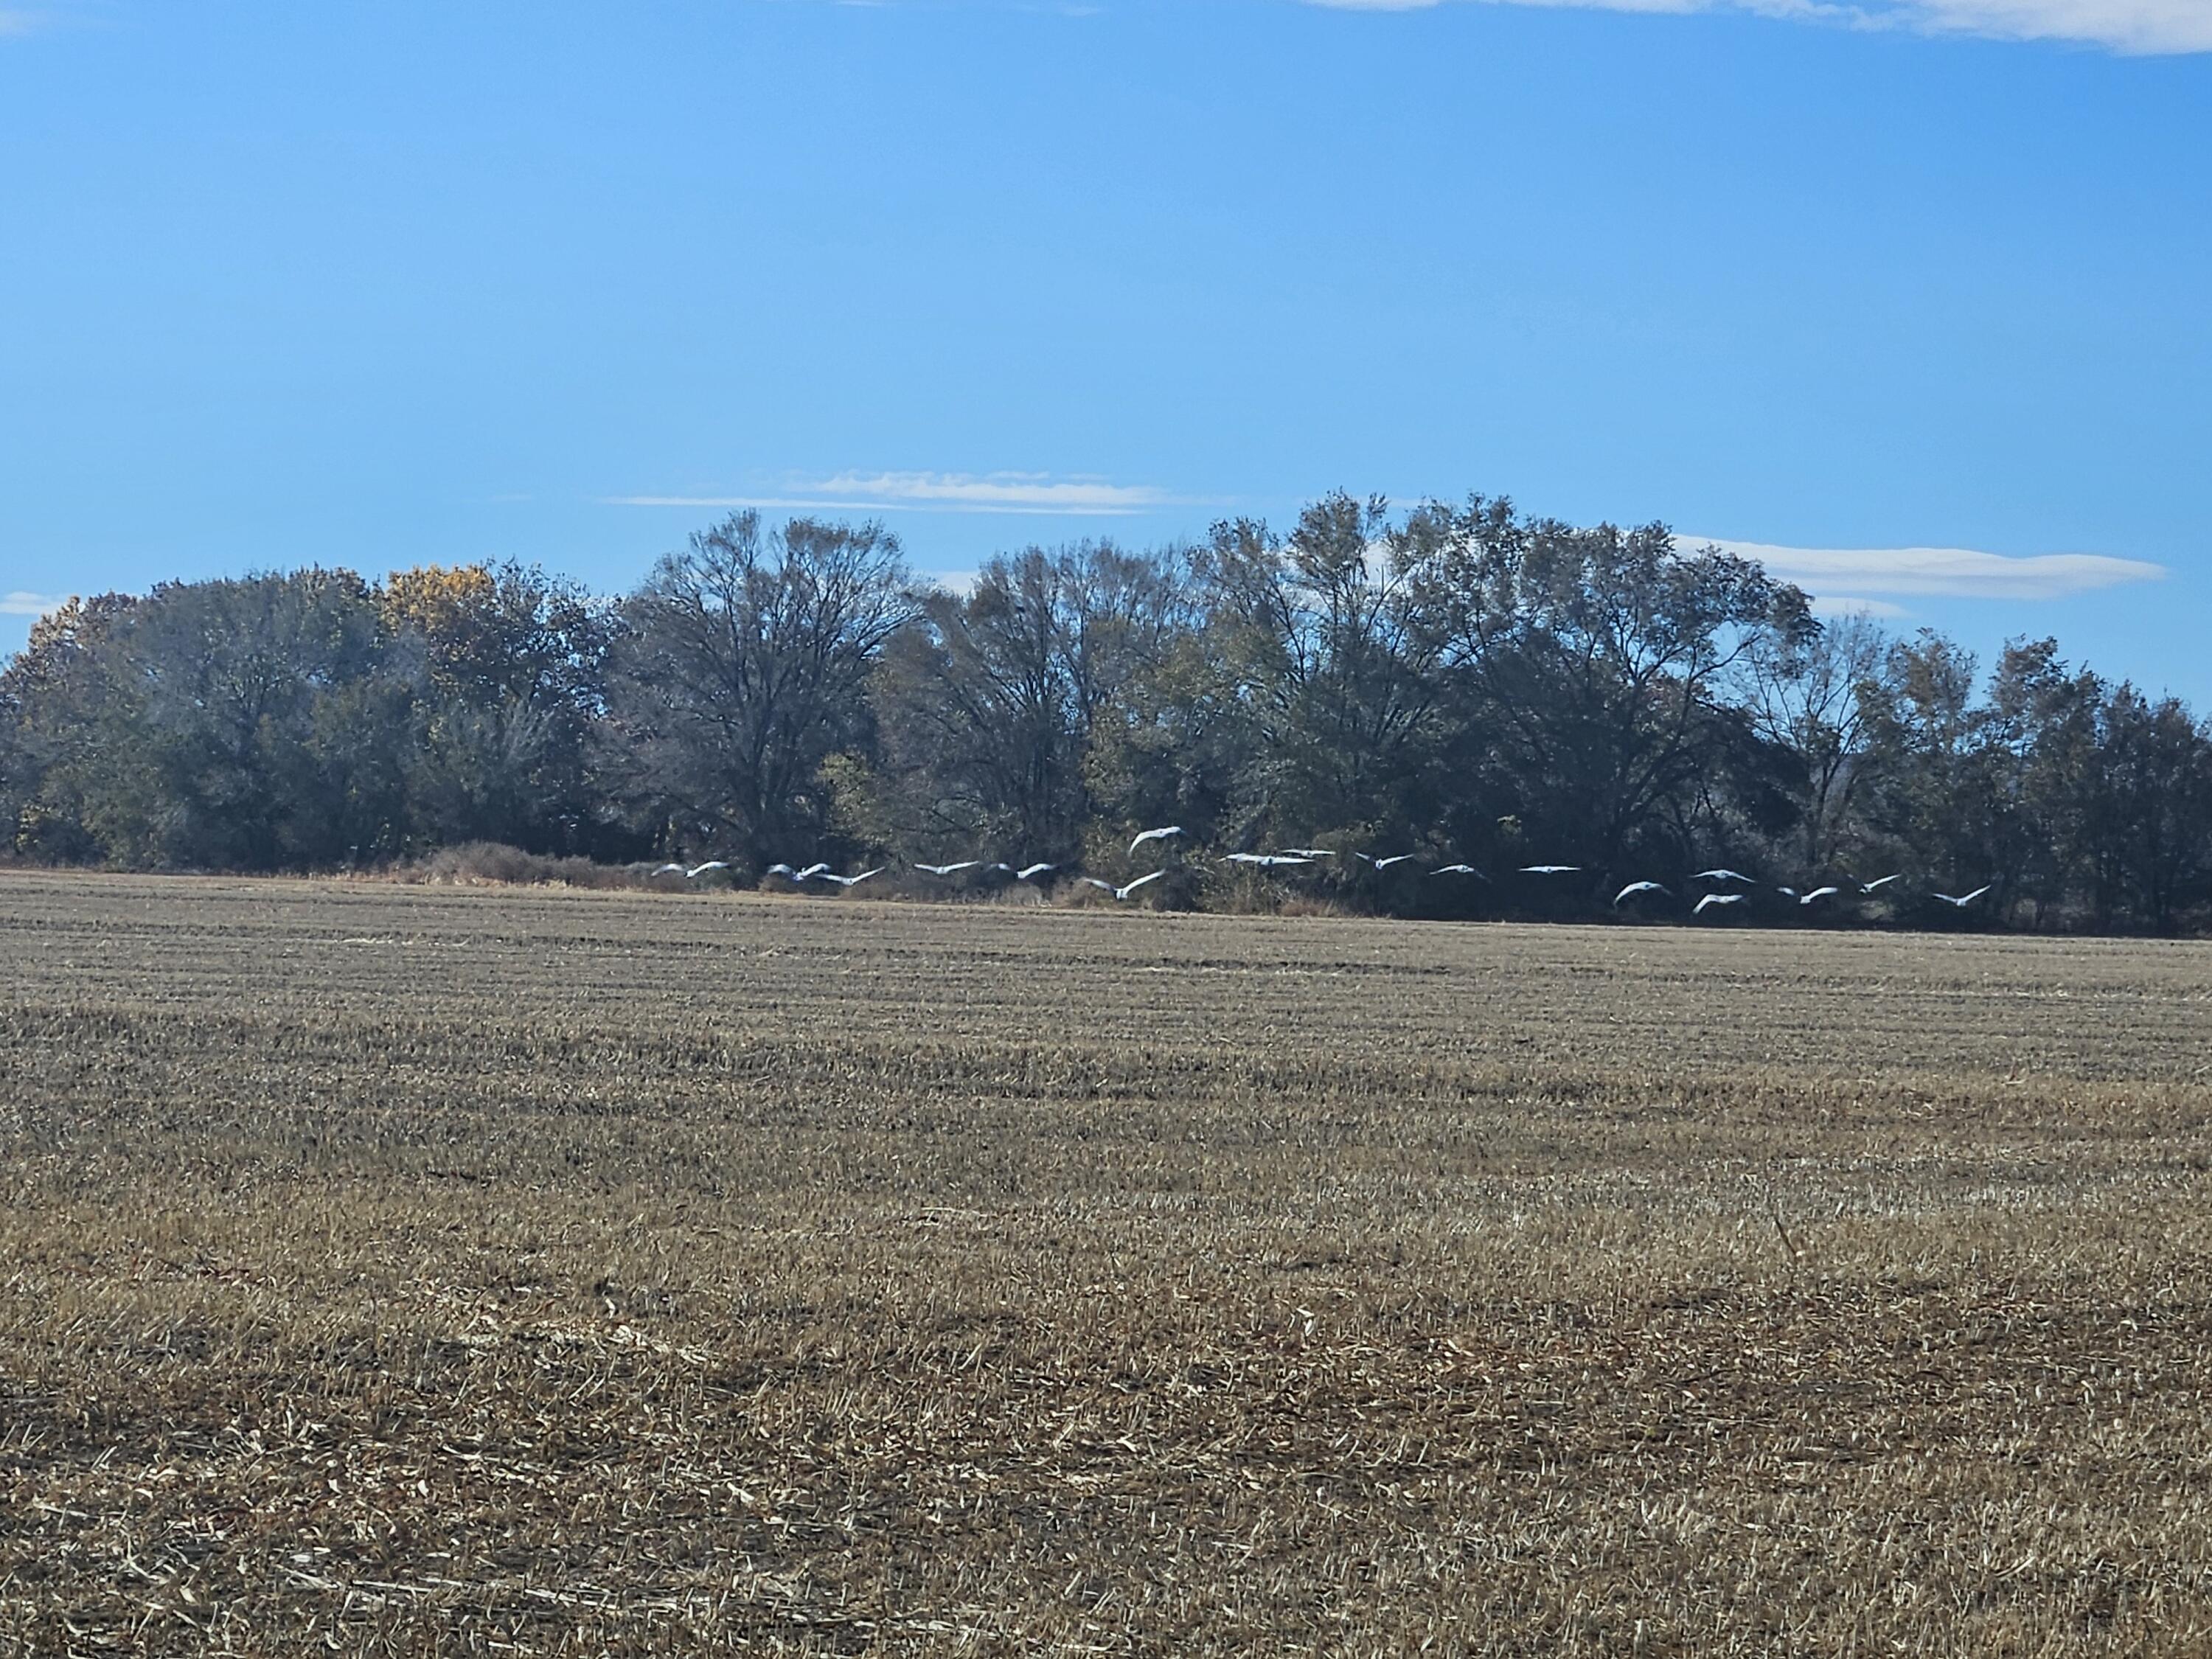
[
  {"left": 1, "top": 591, "right": 70, "bottom": 618},
  {"left": 1809, "top": 594, "right": 1912, "bottom": 619},
  {"left": 1689, "top": 537, "right": 2166, "bottom": 600},
  {"left": 1302, "top": 0, "right": 2212, "bottom": 53},
  {"left": 608, "top": 470, "right": 1193, "bottom": 518}
]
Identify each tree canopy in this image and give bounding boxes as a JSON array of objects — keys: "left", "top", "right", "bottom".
[{"left": 6, "top": 493, "right": 2207, "bottom": 933}]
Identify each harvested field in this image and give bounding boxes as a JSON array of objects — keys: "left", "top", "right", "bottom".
[{"left": 4, "top": 871, "right": 2212, "bottom": 1654}]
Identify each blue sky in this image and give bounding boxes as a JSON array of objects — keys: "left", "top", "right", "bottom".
[{"left": 2, "top": 0, "right": 2206, "bottom": 699}]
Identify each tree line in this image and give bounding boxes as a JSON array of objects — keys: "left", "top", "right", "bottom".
[{"left": 5, "top": 493, "right": 2208, "bottom": 932}]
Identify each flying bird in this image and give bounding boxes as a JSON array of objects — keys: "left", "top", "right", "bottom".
[
  {"left": 1692, "top": 869, "right": 1754, "bottom": 885},
  {"left": 914, "top": 860, "right": 981, "bottom": 877},
  {"left": 1081, "top": 871, "right": 1168, "bottom": 901},
  {"left": 684, "top": 861, "right": 729, "bottom": 879},
  {"left": 1361, "top": 853, "right": 1419, "bottom": 870},
  {"left": 1281, "top": 848, "right": 1337, "bottom": 859},
  {"left": 1859, "top": 874, "right": 1905, "bottom": 893},
  {"left": 1015, "top": 863, "right": 1057, "bottom": 881},
  {"left": 1223, "top": 853, "right": 1313, "bottom": 869},
  {"left": 1429, "top": 864, "right": 1488, "bottom": 879},
  {"left": 1798, "top": 886, "right": 1841, "bottom": 905},
  {"left": 1934, "top": 886, "right": 1992, "bottom": 908},
  {"left": 1694, "top": 893, "right": 1746, "bottom": 914},
  {"left": 1614, "top": 881, "right": 1670, "bottom": 905},
  {"left": 1129, "top": 826, "right": 1186, "bottom": 855},
  {"left": 821, "top": 867, "right": 883, "bottom": 888},
  {"left": 794, "top": 863, "right": 832, "bottom": 882},
  {"left": 1519, "top": 865, "right": 1580, "bottom": 876},
  {"left": 764, "top": 863, "right": 800, "bottom": 881},
  {"left": 650, "top": 863, "right": 686, "bottom": 877}
]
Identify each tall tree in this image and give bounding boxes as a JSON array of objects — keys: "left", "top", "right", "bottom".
[
  {"left": 1739, "top": 608, "right": 1891, "bottom": 872},
  {"left": 603, "top": 512, "right": 912, "bottom": 871},
  {"left": 1408, "top": 497, "right": 1811, "bottom": 872},
  {"left": 0, "top": 594, "right": 139, "bottom": 862},
  {"left": 381, "top": 562, "right": 616, "bottom": 854},
  {"left": 4, "top": 572, "right": 407, "bottom": 869},
  {"left": 870, "top": 541, "right": 1192, "bottom": 860},
  {"left": 1857, "top": 631, "right": 2008, "bottom": 911},
  {"left": 2094, "top": 684, "right": 2212, "bottom": 933},
  {"left": 1196, "top": 493, "right": 1450, "bottom": 849}
]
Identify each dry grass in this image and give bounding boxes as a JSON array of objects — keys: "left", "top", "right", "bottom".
[
  {"left": 390, "top": 841, "right": 648, "bottom": 890},
  {"left": 4, "top": 871, "right": 2211, "bottom": 1654}
]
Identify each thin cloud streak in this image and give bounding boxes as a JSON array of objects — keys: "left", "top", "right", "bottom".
[
  {"left": 1690, "top": 537, "right": 2166, "bottom": 600},
  {"left": 1302, "top": 0, "right": 2212, "bottom": 53},
  {"left": 608, "top": 470, "right": 1198, "bottom": 518},
  {"left": 1, "top": 591, "right": 70, "bottom": 618},
  {"left": 1809, "top": 594, "right": 1912, "bottom": 619}
]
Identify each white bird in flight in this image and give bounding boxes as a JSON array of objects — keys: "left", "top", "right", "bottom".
[
  {"left": 685, "top": 861, "right": 728, "bottom": 879},
  {"left": 1694, "top": 892, "right": 1746, "bottom": 914},
  {"left": 1129, "top": 826, "right": 1185, "bottom": 855},
  {"left": 1358, "top": 853, "right": 1419, "bottom": 870},
  {"left": 1429, "top": 864, "right": 1487, "bottom": 879},
  {"left": 1520, "top": 865, "right": 1580, "bottom": 876},
  {"left": 650, "top": 863, "right": 686, "bottom": 877},
  {"left": 1798, "top": 886, "right": 1841, "bottom": 905},
  {"left": 1015, "top": 863, "right": 1057, "bottom": 881},
  {"left": 1223, "top": 853, "right": 1313, "bottom": 869},
  {"left": 1934, "top": 885, "right": 1992, "bottom": 908},
  {"left": 1281, "top": 848, "right": 1337, "bottom": 859},
  {"left": 914, "top": 860, "right": 981, "bottom": 877},
  {"left": 821, "top": 867, "right": 883, "bottom": 888},
  {"left": 1614, "top": 881, "right": 1669, "bottom": 905},
  {"left": 1081, "top": 871, "right": 1168, "bottom": 901},
  {"left": 1692, "top": 868, "right": 1754, "bottom": 884},
  {"left": 795, "top": 863, "right": 832, "bottom": 882},
  {"left": 1859, "top": 874, "right": 1905, "bottom": 893}
]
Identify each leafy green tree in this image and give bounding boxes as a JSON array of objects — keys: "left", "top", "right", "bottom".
[
  {"left": 1857, "top": 631, "right": 2011, "bottom": 912},
  {"left": 1407, "top": 497, "right": 1811, "bottom": 872},
  {"left": 2096, "top": 685, "right": 2212, "bottom": 933},
  {"left": 2, "top": 573, "right": 406, "bottom": 869},
  {"left": 1195, "top": 493, "right": 1451, "bottom": 852},
  {"left": 381, "top": 562, "right": 616, "bottom": 855},
  {"left": 0, "top": 594, "right": 139, "bottom": 861}
]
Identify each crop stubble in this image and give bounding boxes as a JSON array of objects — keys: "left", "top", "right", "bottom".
[{"left": 3, "top": 872, "right": 2211, "bottom": 1653}]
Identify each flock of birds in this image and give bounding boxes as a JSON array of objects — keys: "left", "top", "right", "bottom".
[{"left": 652, "top": 826, "right": 1994, "bottom": 914}]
